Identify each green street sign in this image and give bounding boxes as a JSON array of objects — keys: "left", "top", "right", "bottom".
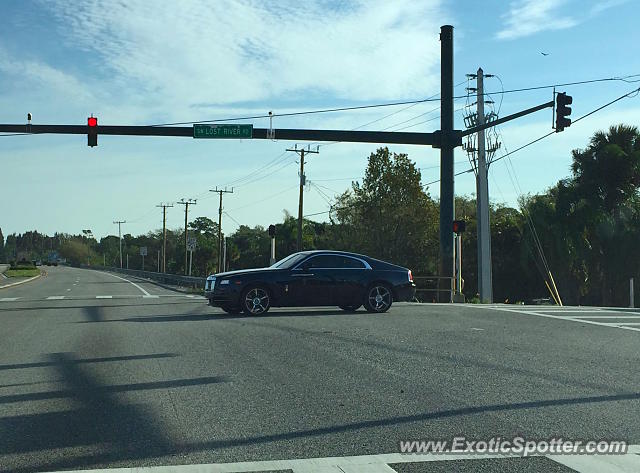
[{"left": 193, "top": 124, "right": 253, "bottom": 139}]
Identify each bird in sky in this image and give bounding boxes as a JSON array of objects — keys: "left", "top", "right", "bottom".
[{"left": 540, "top": 52, "right": 550, "bottom": 56}]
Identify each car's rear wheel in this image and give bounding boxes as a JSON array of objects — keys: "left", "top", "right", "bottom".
[
  {"left": 364, "top": 284, "right": 393, "bottom": 313},
  {"left": 339, "top": 304, "right": 361, "bottom": 312},
  {"left": 221, "top": 305, "right": 242, "bottom": 315},
  {"left": 242, "top": 286, "right": 271, "bottom": 315}
]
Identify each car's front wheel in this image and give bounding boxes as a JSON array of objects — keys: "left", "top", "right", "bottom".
[
  {"left": 364, "top": 284, "right": 393, "bottom": 313},
  {"left": 242, "top": 286, "right": 271, "bottom": 315}
]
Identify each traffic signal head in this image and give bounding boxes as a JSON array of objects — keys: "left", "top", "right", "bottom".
[
  {"left": 555, "top": 92, "right": 572, "bottom": 132},
  {"left": 268, "top": 224, "right": 276, "bottom": 237},
  {"left": 87, "top": 116, "right": 98, "bottom": 147},
  {"left": 452, "top": 220, "right": 466, "bottom": 234}
]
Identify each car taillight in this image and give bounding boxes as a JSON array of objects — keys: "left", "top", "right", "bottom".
[{"left": 408, "top": 270, "right": 413, "bottom": 282}]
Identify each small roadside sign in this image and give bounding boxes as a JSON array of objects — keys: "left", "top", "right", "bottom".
[
  {"left": 187, "top": 238, "right": 197, "bottom": 251},
  {"left": 140, "top": 247, "right": 147, "bottom": 256}
]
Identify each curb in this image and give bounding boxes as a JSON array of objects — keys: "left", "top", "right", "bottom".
[{"left": 0, "top": 273, "right": 41, "bottom": 290}]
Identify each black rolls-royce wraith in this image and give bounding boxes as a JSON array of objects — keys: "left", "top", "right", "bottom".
[{"left": 204, "top": 250, "right": 415, "bottom": 314}]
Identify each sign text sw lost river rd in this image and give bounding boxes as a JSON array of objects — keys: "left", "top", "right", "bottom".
[{"left": 193, "top": 124, "right": 253, "bottom": 139}]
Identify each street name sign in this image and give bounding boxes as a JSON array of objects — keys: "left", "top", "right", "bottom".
[{"left": 193, "top": 124, "right": 253, "bottom": 139}]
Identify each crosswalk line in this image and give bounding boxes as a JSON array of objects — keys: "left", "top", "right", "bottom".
[{"left": 46, "top": 296, "right": 65, "bottom": 300}]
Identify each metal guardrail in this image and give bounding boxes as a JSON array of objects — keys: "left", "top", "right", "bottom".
[
  {"left": 412, "top": 276, "right": 455, "bottom": 302},
  {"left": 91, "top": 266, "right": 206, "bottom": 289}
]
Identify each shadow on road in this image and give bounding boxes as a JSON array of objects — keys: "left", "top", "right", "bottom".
[{"left": 79, "top": 309, "right": 353, "bottom": 323}]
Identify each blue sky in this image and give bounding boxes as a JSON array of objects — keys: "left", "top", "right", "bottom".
[{"left": 1, "top": 0, "right": 639, "bottom": 239}]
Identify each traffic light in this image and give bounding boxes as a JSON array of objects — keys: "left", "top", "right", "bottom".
[
  {"left": 87, "top": 116, "right": 98, "bottom": 147},
  {"left": 555, "top": 92, "right": 572, "bottom": 132},
  {"left": 452, "top": 220, "right": 466, "bottom": 234},
  {"left": 268, "top": 224, "right": 276, "bottom": 237}
]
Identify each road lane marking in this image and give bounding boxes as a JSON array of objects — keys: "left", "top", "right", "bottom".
[
  {"left": 0, "top": 297, "right": 19, "bottom": 302},
  {"left": 143, "top": 295, "right": 160, "bottom": 298},
  {"left": 46, "top": 296, "right": 65, "bottom": 300},
  {"left": 470, "top": 327, "right": 484, "bottom": 331},
  {"left": 66, "top": 288, "right": 71, "bottom": 291},
  {"left": 96, "top": 295, "right": 113, "bottom": 299},
  {"left": 41, "top": 447, "right": 640, "bottom": 473},
  {"left": 100, "top": 271, "right": 153, "bottom": 296},
  {"left": 557, "top": 315, "right": 640, "bottom": 319},
  {"left": 477, "top": 306, "right": 640, "bottom": 333}
]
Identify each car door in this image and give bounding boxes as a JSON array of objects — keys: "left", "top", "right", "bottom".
[
  {"left": 288, "top": 255, "right": 341, "bottom": 307},
  {"left": 331, "top": 255, "right": 369, "bottom": 305}
]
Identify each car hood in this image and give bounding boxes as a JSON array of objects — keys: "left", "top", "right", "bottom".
[{"left": 207, "top": 267, "right": 275, "bottom": 279}]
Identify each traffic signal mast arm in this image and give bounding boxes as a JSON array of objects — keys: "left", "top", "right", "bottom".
[{"left": 459, "top": 99, "right": 555, "bottom": 138}]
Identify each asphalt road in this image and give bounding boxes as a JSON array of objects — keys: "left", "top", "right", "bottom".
[{"left": 1, "top": 266, "right": 639, "bottom": 472}]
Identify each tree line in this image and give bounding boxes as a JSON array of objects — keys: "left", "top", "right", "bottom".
[{"left": 1, "top": 124, "right": 638, "bottom": 306}]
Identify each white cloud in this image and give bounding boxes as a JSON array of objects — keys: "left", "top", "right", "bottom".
[
  {"left": 496, "top": 0, "right": 577, "bottom": 40},
  {"left": 39, "top": 0, "right": 447, "bottom": 124}
]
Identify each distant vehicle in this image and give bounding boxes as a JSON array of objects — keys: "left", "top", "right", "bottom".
[{"left": 204, "top": 250, "right": 415, "bottom": 315}]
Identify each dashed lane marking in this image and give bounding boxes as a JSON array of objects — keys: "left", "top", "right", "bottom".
[
  {"left": 96, "top": 296, "right": 113, "bottom": 299},
  {"left": 46, "top": 296, "right": 65, "bottom": 300},
  {"left": 0, "top": 297, "right": 19, "bottom": 302}
]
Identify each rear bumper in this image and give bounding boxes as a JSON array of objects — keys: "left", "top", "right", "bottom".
[{"left": 394, "top": 283, "right": 416, "bottom": 302}]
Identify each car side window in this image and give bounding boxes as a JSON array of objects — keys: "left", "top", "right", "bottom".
[
  {"left": 340, "top": 256, "right": 366, "bottom": 269},
  {"left": 302, "top": 255, "right": 366, "bottom": 269},
  {"left": 304, "top": 255, "right": 341, "bottom": 268}
]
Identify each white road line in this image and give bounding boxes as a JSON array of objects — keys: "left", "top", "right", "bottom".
[
  {"left": 46, "top": 296, "right": 65, "bottom": 300},
  {"left": 0, "top": 297, "right": 19, "bottom": 302},
  {"left": 556, "top": 315, "right": 640, "bottom": 319},
  {"left": 42, "top": 448, "right": 640, "bottom": 473},
  {"left": 99, "top": 271, "right": 152, "bottom": 296},
  {"left": 476, "top": 306, "right": 640, "bottom": 333},
  {"left": 470, "top": 327, "right": 485, "bottom": 331},
  {"left": 96, "top": 295, "right": 113, "bottom": 299},
  {"left": 143, "top": 295, "right": 160, "bottom": 299},
  {"left": 66, "top": 289, "right": 71, "bottom": 292}
]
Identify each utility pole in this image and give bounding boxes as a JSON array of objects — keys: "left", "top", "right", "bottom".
[
  {"left": 113, "top": 220, "right": 125, "bottom": 268},
  {"left": 439, "top": 25, "right": 455, "bottom": 302},
  {"left": 286, "top": 145, "right": 319, "bottom": 251},
  {"left": 177, "top": 198, "right": 196, "bottom": 275},
  {"left": 475, "top": 68, "right": 493, "bottom": 303},
  {"left": 209, "top": 187, "right": 233, "bottom": 273},
  {"left": 463, "top": 68, "right": 501, "bottom": 302},
  {"left": 156, "top": 203, "right": 173, "bottom": 273}
]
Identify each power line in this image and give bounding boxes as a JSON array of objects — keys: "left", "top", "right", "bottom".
[{"left": 143, "top": 74, "right": 640, "bottom": 127}]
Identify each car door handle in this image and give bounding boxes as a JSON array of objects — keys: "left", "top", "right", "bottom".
[{"left": 291, "top": 273, "right": 315, "bottom": 277}]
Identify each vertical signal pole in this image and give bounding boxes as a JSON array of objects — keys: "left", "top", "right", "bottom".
[
  {"left": 177, "top": 198, "right": 196, "bottom": 275},
  {"left": 113, "top": 220, "right": 125, "bottom": 268},
  {"left": 439, "top": 25, "right": 455, "bottom": 302},
  {"left": 156, "top": 203, "right": 173, "bottom": 273},
  {"left": 286, "top": 145, "right": 319, "bottom": 251},
  {"left": 476, "top": 68, "right": 493, "bottom": 303},
  {"left": 210, "top": 187, "right": 234, "bottom": 273}
]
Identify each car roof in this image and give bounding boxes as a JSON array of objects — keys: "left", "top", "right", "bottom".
[{"left": 300, "top": 250, "right": 405, "bottom": 269}]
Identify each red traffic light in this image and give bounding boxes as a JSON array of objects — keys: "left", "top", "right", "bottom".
[
  {"left": 452, "top": 220, "right": 466, "bottom": 234},
  {"left": 88, "top": 117, "right": 98, "bottom": 127}
]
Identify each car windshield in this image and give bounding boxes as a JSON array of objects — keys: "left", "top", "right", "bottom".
[{"left": 270, "top": 252, "right": 309, "bottom": 269}]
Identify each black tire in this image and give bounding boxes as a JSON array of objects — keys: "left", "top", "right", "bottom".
[
  {"left": 364, "top": 283, "right": 393, "bottom": 313},
  {"left": 339, "top": 304, "right": 362, "bottom": 312},
  {"left": 221, "top": 305, "right": 242, "bottom": 315},
  {"left": 241, "top": 286, "right": 271, "bottom": 315}
]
